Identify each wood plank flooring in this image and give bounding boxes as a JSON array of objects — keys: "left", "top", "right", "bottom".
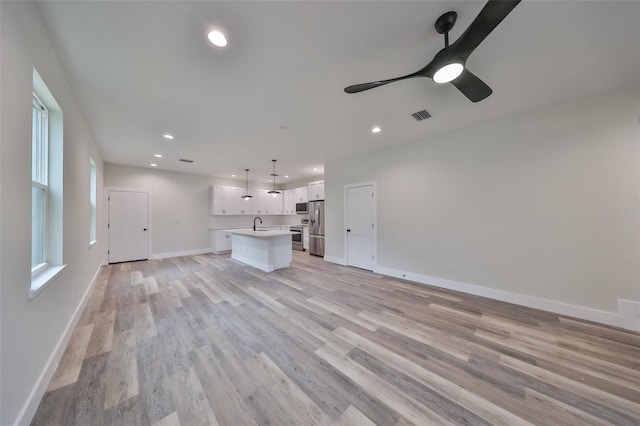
[{"left": 32, "top": 252, "right": 640, "bottom": 425}]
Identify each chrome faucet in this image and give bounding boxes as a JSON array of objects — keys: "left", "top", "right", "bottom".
[{"left": 253, "top": 216, "right": 262, "bottom": 231}]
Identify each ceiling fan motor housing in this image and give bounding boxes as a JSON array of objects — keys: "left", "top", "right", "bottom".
[{"left": 435, "top": 11, "right": 457, "bottom": 37}]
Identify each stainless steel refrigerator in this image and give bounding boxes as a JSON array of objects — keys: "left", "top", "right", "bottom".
[{"left": 308, "top": 200, "right": 324, "bottom": 257}]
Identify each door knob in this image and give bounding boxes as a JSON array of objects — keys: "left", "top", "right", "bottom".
[
  {"left": 346, "top": 229, "right": 351, "bottom": 232},
  {"left": 143, "top": 228, "right": 147, "bottom": 231}
]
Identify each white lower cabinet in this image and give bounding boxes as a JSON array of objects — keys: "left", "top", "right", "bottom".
[
  {"left": 212, "top": 230, "right": 233, "bottom": 253},
  {"left": 303, "top": 226, "right": 309, "bottom": 250}
]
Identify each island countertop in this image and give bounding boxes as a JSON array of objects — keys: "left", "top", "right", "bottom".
[{"left": 230, "top": 229, "right": 295, "bottom": 238}]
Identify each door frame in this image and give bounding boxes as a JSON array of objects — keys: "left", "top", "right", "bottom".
[
  {"left": 104, "top": 187, "right": 152, "bottom": 265},
  {"left": 344, "top": 181, "right": 377, "bottom": 269}
]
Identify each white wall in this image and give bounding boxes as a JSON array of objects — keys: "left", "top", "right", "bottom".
[
  {"left": 326, "top": 87, "right": 640, "bottom": 327},
  {"left": 105, "top": 163, "right": 213, "bottom": 257},
  {"left": 0, "top": 2, "right": 105, "bottom": 424}
]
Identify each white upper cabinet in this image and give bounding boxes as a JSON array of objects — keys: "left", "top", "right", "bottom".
[
  {"left": 267, "top": 190, "right": 284, "bottom": 215},
  {"left": 283, "top": 189, "right": 296, "bottom": 215},
  {"left": 294, "top": 186, "right": 309, "bottom": 203},
  {"left": 212, "top": 186, "right": 255, "bottom": 215},
  {"left": 253, "top": 190, "right": 267, "bottom": 215},
  {"left": 254, "top": 189, "right": 283, "bottom": 215},
  {"left": 212, "top": 184, "right": 313, "bottom": 215},
  {"left": 308, "top": 180, "right": 324, "bottom": 200},
  {"left": 237, "top": 191, "right": 254, "bottom": 215},
  {"left": 212, "top": 186, "right": 243, "bottom": 215}
]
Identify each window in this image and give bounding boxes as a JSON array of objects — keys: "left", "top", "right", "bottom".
[
  {"left": 32, "top": 94, "right": 48, "bottom": 270},
  {"left": 89, "top": 158, "right": 97, "bottom": 244},
  {"left": 31, "top": 68, "right": 64, "bottom": 298}
]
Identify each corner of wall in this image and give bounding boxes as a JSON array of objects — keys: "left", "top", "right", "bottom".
[
  {"left": 324, "top": 256, "right": 346, "bottom": 266},
  {"left": 617, "top": 299, "right": 640, "bottom": 332}
]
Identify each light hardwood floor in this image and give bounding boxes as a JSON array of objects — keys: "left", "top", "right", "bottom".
[{"left": 32, "top": 252, "right": 640, "bottom": 425}]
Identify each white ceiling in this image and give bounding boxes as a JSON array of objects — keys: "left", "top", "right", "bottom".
[{"left": 36, "top": 1, "right": 640, "bottom": 185}]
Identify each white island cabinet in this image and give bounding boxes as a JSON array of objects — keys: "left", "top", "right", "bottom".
[{"left": 231, "top": 229, "right": 294, "bottom": 272}]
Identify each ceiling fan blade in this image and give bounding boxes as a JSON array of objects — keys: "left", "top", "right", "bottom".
[
  {"left": 450, "top": 68, "right": 492, "bottom": 102},
  {"left": 344, "top": 73, "right": 420, "bottom": 94},
  {"left": 452, "top": 0, "right": 520, "bottom": 60}
]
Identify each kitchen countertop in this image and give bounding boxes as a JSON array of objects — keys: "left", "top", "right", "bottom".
[
  {"left": 230, "top": 229, "right": 295, "bottom": 238},
  {"left": 210, "top": 225, "right": 291, "bottom": 231}
]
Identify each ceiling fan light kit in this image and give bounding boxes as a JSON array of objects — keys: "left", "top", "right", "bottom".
[
  {"left": 433, "top": 63, "right": 464, "bottom": 84},
  {"left": 344, "top": 0, "right": 520, "bottom": 102}
]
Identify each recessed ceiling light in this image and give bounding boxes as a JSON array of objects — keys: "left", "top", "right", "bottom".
[
  {"left": 371, "top": 126, "right": 382, "bottom": 133},
  {"left": 207, "top": 30, "right": 228, "bottom": 47},
  {"left": 163, "top": 134, "right": 174, "bottom": 140},
  {"left": 284, "top": 175, "right": 289, "bottom": 178},
  {"left": 231, "top": 174, "right": 236, "bottom": 177},
  {"left": 268, "top": 179, "right": 273, "bottom": 183},
  {"left": 154, "top": 154, "right": 163, "bottom": 158},
  {"left": 313, "top": 168, "right": 318, "bottom": 171},
  {"left": 150, "top": 163, "right": 158, "bottom": 167}
]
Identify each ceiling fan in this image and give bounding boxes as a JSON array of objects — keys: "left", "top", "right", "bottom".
[{"left": 344, "top": 0, "right": 521, "bottom": 102}]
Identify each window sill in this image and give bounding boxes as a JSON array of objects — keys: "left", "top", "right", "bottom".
[{"left": 30, "top": 264, "right": 66, "bottom": 299}]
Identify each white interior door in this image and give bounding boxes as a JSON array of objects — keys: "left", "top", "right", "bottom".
[
  {"left": 346, "top": 184, "right": 375, "bottom": 270},
  {"left": 108, "top": 190, "right": 149, "bottom": 263}
]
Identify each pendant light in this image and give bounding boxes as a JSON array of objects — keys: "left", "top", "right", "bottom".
[
  {"left": 241, "top": 169, "right": 252, "bottom": 200},
  {"left": 267, "top": 159, "right": 281, "bottom": 197}
]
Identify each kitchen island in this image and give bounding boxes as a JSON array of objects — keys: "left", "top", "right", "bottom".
[{"left": 230, "top": 229, "right": 295, "bottom": 272}]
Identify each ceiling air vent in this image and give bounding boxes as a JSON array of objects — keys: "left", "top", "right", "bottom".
[
  {"left": 411, "top": 109, "right": 431, "bottom": 121},
  {"left": 179, "top": 158, "right": 194, "bottom": 163}
]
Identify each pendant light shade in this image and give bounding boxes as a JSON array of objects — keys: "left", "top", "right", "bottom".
[
  {"left": 267, "top": 159, "right": 281, "bottom": 196},
  {"left": 241, "top": 169, "right": 252, "bottom": 199}
]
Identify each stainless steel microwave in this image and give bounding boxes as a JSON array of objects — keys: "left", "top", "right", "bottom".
[{"left": 295, "top": 202, "right": 308, "bottom": 214}]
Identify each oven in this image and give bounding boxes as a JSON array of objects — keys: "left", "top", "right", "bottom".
[{"left": 290, "top": 226, "right": 303, "bottom": 251}]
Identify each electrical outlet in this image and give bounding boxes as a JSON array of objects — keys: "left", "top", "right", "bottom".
[{"left": 448, "top": 262, "right": 456, "bottom": 271}]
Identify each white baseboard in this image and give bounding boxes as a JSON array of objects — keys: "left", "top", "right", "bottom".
[
  {"left": 149, "top": 248, "right": 212, "bottom": 260},
  {"left": 374, "top": 265, "right": 636, "bottom": 331},
  {"left": 212, "top": 249, "right": 231, "bottom": 255},
  {"left": 324, "top": 256, "right": 346, "bottom": 266},
  {"left": 15, "top": 264, "right": 103, "bottom": 426}
]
